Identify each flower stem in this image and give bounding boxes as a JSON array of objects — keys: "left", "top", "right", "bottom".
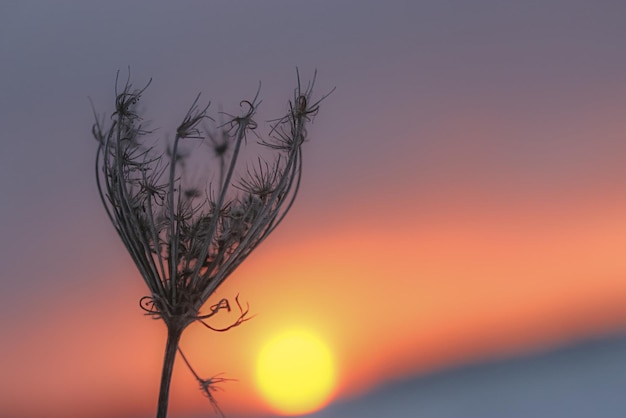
[{"left": 156, "top": 325, "right": 184, "bottom": 418}]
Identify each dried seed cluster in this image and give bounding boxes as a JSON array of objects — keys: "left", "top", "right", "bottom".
[{"left": 91, "top": 69, "right": 331, "bottom": 416}]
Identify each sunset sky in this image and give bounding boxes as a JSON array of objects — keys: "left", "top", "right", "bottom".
[{"left": 2, "top": 1, "right": 626, "bottom": 417}]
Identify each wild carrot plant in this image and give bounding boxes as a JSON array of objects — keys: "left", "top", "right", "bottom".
[{"left": 90, "top": 69, "right": 331, "bottom": 417}]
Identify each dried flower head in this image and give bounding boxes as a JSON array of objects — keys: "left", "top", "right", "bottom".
[{"left": 91, "top": 68, "right": 331, "bottom": 418}]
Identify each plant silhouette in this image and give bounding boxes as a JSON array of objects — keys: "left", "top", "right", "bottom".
[{"left": 90, "top": 69, "right": 332, "bottom": 417}]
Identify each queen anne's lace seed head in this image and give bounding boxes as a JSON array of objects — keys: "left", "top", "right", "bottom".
[{"left": 91, "top": 68, "right": 331, "bottom": 417}]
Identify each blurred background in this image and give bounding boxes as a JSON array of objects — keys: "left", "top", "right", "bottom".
[{"left": 1, "top": 1, "right": 626, "bottom": 417}]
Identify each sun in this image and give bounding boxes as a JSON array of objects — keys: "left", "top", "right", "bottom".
[{"left": 256, "top": 329, "right": 336, "bottom": 415}]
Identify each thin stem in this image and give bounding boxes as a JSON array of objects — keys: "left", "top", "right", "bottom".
[
  {"left": 177, "top": 347, "right": 201, "bottom": 381},
  {"left": 168, "top": 135, "right": 182, "bottom": 302},
  {"left": 156, "top": 325, "right": 185, "bottom": 418},
  {"left": 188, "top": 122, "right": 247, "bottom": 290}
]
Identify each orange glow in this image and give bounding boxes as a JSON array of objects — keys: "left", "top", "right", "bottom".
[
  {"left": 225, "top": 186, "right": 626, "bottom": 402},
  {"left": 6, "top": 158, "right": 626, "bottom": 418}
]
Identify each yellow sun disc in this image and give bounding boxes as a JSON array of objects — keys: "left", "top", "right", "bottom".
[{"left": 256, "top": 329, "right": 336, "bottom": 415}]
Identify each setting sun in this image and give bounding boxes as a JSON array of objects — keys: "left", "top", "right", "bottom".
[{"left": 256, "top": 329, "right": 336, "bottom": 415}]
